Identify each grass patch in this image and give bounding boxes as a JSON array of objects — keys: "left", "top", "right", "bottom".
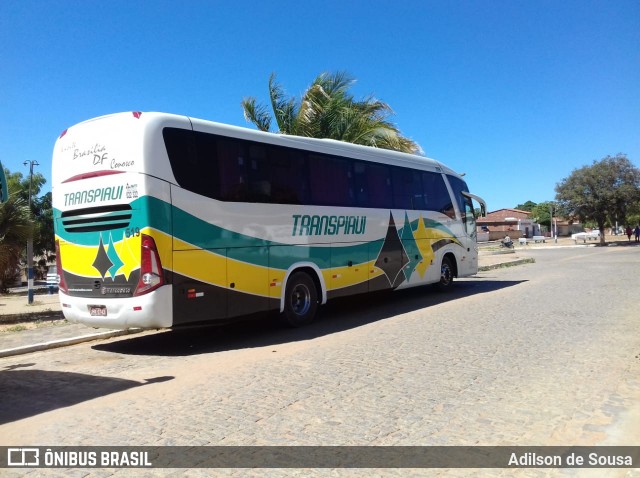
[
  {"left": 4, "top": 324, "right": 28, "bottom": 333},
  {"left": 26, "top": 301, "right": 44, "bottom": 307}
]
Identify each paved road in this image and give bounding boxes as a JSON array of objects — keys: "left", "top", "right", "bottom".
[{"left": 1, "top": 246, "right": 639, "bottom": 477}]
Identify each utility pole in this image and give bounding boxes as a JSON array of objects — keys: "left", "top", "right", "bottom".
[
  {"left": 24, "top": 160, "right": 39, "bottom": 304},
  {"left": 549, "top": 202, "right": 557, "bottom": 244}
]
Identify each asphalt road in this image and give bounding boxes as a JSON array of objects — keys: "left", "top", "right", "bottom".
[{"left": 1, "top": 246, "right": 639, "bottom": 477}]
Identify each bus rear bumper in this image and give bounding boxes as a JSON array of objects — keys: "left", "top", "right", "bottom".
[{"left": 58, "top": 286, "right": 173, "bottom": 330}]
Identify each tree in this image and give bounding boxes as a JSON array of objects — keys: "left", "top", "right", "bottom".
[
  {"left": 530, "top": 201, "right": 553, "bottom": 231},
  {"left": 0, "top": 167, "right": 54, "bottom": 286},
  {"left": 6, "top": 169, "right": 46, "bottom": 207},
  {"left": 0, "top": 195, "right": 32, "bottom": 291},
  {"left": 242, "top": 72, "right": 420, "bottom": 154},
  {"left": 33, "top": 191, "right": 54, "bottom": 258},
  {"left": 628, "top": 201, "right": 640, "bottom": 229},
  {"left": 515, "top": 200, "right": 537, "bottom": 212},
  {"left": 555, "top": 154, "right": 640, "bottom": 245},
  {"left": 3, "top": 168, "right": 53, "bottom": 258}
]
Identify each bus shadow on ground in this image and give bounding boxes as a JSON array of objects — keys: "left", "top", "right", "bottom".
[
  {"left": 93, "top": 278, "right": 525, "bottom": 357},
  {"left": 0, "top": 364, "right": 173, "bottom": 424}
]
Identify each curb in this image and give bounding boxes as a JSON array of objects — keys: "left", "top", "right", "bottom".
[
  {"left": 0, "top": 328, "right": 144, "bottom": 358},
  {"left": 0, "top": 310, "right": 65, "bottom": 324},
  {"left": 478, "top": 258, "right": 535, "bottom": 272}
]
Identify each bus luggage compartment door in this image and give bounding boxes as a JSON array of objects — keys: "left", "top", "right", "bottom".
[{"left": 172, "top": 248, "right": 227, "bottom": 325}]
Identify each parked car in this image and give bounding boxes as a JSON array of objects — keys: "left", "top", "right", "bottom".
[{"left": 571, "top": 230, "right": 600, "bottom": 242}]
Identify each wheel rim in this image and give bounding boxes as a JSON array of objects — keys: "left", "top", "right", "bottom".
[
  {"left": 290, "top": 283, "right": 311, "bottom": 316},
  {"left": 441, "top": 262, "right": 452, "bottom": 286}
]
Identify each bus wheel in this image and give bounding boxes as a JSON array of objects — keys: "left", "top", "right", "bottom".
[
  {"left": 436, "top": 256, "right": 454, "bottom": 291},
  {"left": 282, "top": 272, "right": 318, "bottom": 327}
]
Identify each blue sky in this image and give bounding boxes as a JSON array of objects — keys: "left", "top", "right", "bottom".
[{"left": 1, "top": 0, "right": 638, "bottom": 211}]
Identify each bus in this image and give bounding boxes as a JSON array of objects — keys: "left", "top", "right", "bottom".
[{"left": 52, "top": 112, "right": 486, "bottom": 330}]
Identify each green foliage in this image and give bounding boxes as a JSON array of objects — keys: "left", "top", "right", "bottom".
[
  {"left": 0, "top": 167, "right": 54, "bottom": 289},
  {"left": 0, "top": 194, "right": 33, "bottom": 290},
  {"left": 3, "top": 168, "right": 53, "bottom": 258},
  {"left": 555, "top": 154, "right": 640, "bottom": 243},
  {"left": 242, "top": 71, "right": 421, "bottom": 154},
  {"left": 627, "top": 204, "right": 640, "bottom": 228},
  {"left": 530, "top": 201, "right": 565, "bottom": 230},
  {"left": 6, "top": 169, "right": 46, "bottom": 205},
  {"left": 0, "top": 160, "right": 7, "bottom": 203},
  {"left": 33, "top": 191, "right": 54, "bottom": 257},
  {"left": 515, "top": 200, "right": 537, "bottom": 212}
]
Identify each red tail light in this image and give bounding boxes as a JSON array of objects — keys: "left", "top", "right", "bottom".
[
  {"left": 134, "top": 234, "right": 164, "bottom": 296},
  {"left": 55, "top": 239, "right": 68, "bottom": 293}
]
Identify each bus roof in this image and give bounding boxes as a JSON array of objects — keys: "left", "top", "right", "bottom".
[
  {"left": 185, "top": 113, "right": 461, "bottom": 177},
  {"left": 53, "top": 112, "right": 464, "bottom": 185}
]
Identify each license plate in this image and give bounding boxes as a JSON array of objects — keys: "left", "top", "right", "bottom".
[{"left": 89, "top": 305, "right": 107, "bottom": 317}]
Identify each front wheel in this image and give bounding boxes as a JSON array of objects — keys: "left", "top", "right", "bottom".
[
  {"left": 436, "top": 256, "right": 454, "bottom": 292},
  {"left": 281, "top": 271, "right": 319, "bottom": 327}
]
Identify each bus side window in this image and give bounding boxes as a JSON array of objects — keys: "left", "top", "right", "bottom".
[
  {"left": 422, "top": 171, "right": 455, "bottom": 219},
  {"left": 309, "top": 154, "right": 355, "bottom": 207},
  {"left": 353, "top": 162, "right": 368, "bottom": 206},
  {"left": 269, "top": 147, "right": 309, "bottom": 205},
  {"left": 392, "top": 167, "right": 412, "bottom": 209},
  {"left": 247, "top": 144, "right": 271, "bottom": 203},
  {"left": 391, "top": 168, "right": 424, "bottom": 210},
  {"left": 193, "top": 131, "right": 220, "bottom": 199},
  {"left": 164, "top": 127, "right": 203, "bottom": 194},
  {"left": 218, "top": 138, "right": 248, "bottom": 201},
  {"left": 354, "top": 161, "right": 392, "bottom": 209},
  {"left": 410, "top": 170, "right": 426, "bottom": 210}
]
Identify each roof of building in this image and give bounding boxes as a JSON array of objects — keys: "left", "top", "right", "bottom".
[{"left": 478, "top": 208, "right": 532, "bottom": 223}]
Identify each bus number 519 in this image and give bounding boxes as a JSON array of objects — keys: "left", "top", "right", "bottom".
[{"left": 125, "top": 227, "right": 140, "bottom": 238}]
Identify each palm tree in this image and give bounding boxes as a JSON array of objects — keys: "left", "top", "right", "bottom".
[
  {"left": 0, "top": 195, "right": 32, "bottom": 291},
  {"left": 242, "top": 72, "right": 421, "bottom": 154}
]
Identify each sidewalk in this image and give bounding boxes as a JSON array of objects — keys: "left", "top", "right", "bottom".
[
  {"left": 0, "top": 245, "right": 567, "bottom": 358},
  {"left": 0, "top": 293, "right": 142, "bottom": 358}
]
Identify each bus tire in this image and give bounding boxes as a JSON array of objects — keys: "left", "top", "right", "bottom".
[
  {"left": 436, "top": 256, "right": 454, "bottom": 292},
  {"left": 281, "top": 271, "right": 318, "bottom": 327}
]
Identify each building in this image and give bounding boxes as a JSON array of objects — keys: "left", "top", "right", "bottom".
[
  {"left": 477, "top": 208, "right": 582, "bottom": 240},
  {"left": 477, "top": 208, "right": 540, "bottom": 241}
]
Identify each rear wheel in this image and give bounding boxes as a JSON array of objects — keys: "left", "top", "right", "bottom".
[
  {"left": 436, "top": 256, "right": 454, "bottom": 292},
  {"left": 282, "top": 271, "right": 318, "bottom": 327}
]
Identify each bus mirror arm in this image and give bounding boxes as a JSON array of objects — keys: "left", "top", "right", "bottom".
[{"left": 461, "top": 191, "right": 487, "bottom": 217}]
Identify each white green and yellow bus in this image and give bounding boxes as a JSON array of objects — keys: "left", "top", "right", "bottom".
[{"left": 52, "top": 112, "right": 486, "bottom": 329}]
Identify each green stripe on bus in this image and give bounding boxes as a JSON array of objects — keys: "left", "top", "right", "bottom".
[{"left": 54, "top": 196, "right": 460, "bottom": 272}]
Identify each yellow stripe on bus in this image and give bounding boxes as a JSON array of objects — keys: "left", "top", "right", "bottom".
[
  {"left": 56, "top": 228, "right": 173, "bottom": 280},
  {"left": 58, "top": 240, "right": 104, "bottom": 278},
  {"left": 172, "top": 238, "right": 283, "bottom": 298}
]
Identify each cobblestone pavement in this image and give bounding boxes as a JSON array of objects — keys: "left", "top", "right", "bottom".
[
  {"left": 0, "top": 248, "right": 531, "bottom": 357},
  {"left": 1, "top": 246, "right": 639, "bottom": 478}
]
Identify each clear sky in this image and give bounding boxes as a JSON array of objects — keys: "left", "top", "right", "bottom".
[{"left": 1, "top": 0, "right": 638, "bottom": 211}]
